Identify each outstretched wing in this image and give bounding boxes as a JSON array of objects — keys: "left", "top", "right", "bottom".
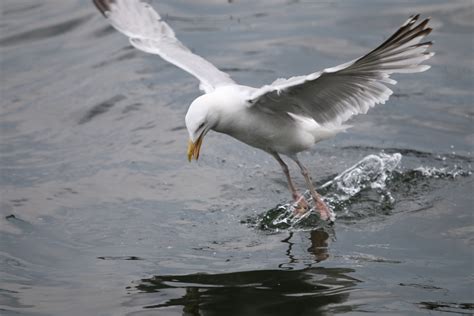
[
  {"left": 93, "top": 0, "right": 235, "bottom": 93},
  {"left": 248, "top": 15, "right": 434, "bottom": 126}
]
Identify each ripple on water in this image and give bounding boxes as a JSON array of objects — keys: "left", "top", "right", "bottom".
[{"left": 0, "top": 15, "right": 94, "bottom": 47}]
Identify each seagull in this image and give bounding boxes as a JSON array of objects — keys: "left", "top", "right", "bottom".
[{"left": 93, "top": 0, "right": 433, "bottom": 221}]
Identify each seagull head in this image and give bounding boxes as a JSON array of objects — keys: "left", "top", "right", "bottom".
[{"left": 185, "top": 94, "right": 219, "bottom": 162}]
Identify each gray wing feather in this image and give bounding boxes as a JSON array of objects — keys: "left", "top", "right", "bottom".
[
  {"left": 93, "top": 0, "right": 235, "bottom": 93},
  {"left": 249, "top": 15, "right": 434, "bottom": 125}
]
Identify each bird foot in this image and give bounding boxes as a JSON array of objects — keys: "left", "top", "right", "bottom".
[
  {"left": 292, "top": 193, "right": 310, "bottom": 216},
  {"left": 314, "top": 196, "right": 334, "bottom": 223},
  {"left": 292, "top": 193, "right": 335, "bottom": 223}
]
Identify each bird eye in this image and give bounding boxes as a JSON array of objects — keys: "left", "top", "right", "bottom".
[{"left": 198, "top": 123, "right": 205, "bottom": 129}]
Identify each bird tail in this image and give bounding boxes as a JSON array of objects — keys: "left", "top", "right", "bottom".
[{"left": 313, "top": 124, "right": 352, "bottom": 143}]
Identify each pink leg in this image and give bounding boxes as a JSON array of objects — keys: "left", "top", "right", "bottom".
[
  {"left": 292, "top": 156, "right": 332, "bottom": 221},
  {"left": 271, "top": 153, "right": 309, "bottom": 215}
]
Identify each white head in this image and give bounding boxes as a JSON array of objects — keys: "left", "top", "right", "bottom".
[{"left": 185, "top": 94, "right": 219, "bottom": 161}]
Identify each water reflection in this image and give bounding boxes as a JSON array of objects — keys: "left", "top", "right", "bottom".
[
  {"left": 132, "top": 268, "right": 358, "bottom": 315},
  {"left": 308, "top": 229, "right": 331, "bottom": 263},
  {"left": 279, "top": 228, "right": 332, "bottom": 269},
  {"left": 131, "top": 229, "right": 356, "bottom": 316}
]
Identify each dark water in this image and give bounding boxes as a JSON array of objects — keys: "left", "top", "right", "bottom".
[{"left": 1, "top": 0, "right": 473, "bottom": 315}]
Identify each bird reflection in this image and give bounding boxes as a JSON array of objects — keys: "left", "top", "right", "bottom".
[
  {"left": 182, "top": 288, "right": 200, "bottom": 316},
  {"left": 279, "top": 227, "right": 333, "bottom": 269},
  {"left": 308, "top": 228, "right": 331, "bottom": 262},
  {"left": 134, "top": 265, "right": 357, "bottom": 316},
  {"left": 130, "top": 229, "right": 355, "bottom": 316}
]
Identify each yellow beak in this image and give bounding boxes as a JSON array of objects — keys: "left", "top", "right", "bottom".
[{"left": 187, "top": 132, "right": 205, "bottom": 162}]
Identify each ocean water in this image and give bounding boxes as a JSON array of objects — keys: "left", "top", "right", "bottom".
[{"left": 1, "top": 1, "right": 473, "bottom": 315}]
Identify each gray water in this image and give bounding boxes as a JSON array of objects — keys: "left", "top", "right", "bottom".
[{"left": 1, "top": 1, "right": 473, "bottom": 315}]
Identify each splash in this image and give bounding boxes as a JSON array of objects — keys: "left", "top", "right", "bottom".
[
  {"left": 321, "top": 152, "right": 401, "bottom": 209},
  {"left": 412, "top": 166, "right": 471, "bottom": 179},
  {"left": 245, "top": 151, "right": 471, "bottom": 231},
  {"left": 250, "top": 153, "right": 402, "bottom": 231}
]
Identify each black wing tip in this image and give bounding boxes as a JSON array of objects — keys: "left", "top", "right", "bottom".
[
  {"left": 407, "top": 14, "right": 432, "bottom": 26},
  {"left": 412, "top": 27, "right": 433, "bottom": 40},
  {"left": 405, "top": 14, "right": 420, "bottom": 25},
  {"left": 93, "top": 0, "right": 114, "bottom": 16},
  {"left": 417, "top": 40, "right": 433, "bottom": 47},
  {"left": 402, "top": 15, "right": 433, "bottom": 41},
  {"left": 411, "top": 15, "right": 431, "bottom": 28}
]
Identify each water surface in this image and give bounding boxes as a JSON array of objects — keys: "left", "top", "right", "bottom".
[{"left": 1, "top": 0, "right": 473, "bottom": 315}]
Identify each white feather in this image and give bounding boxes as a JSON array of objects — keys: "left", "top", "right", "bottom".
[{"left": 95, "top": 0, "right": 235, "bottom": 93}]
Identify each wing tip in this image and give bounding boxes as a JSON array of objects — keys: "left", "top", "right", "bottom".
[
  {"left": 93, "top": 0, "right": 114, "bottom": 16},
  {"left": 424, "top": 27, "right": 433, "bottom": 36},
  {"left": 403, "top": 14, "right": 420, "bottom": 27},
  {"left": 403, "top": 15, "right": 432, "bottom": 36}
]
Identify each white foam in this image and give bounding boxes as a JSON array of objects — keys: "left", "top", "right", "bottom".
[{"left": 322, "top": 152, "right": 402, "bottom": 202}]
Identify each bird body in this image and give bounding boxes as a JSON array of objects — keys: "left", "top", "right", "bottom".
[
  {"left": 93, "top": 0, "right": 433, "bottom": 221},
  {"left": 188, "top": 85, "right": 346, "bottom": 156}
]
